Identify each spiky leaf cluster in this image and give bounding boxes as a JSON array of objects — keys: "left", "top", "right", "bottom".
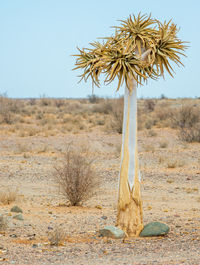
[{"left": 73, "top": 13, "right": 187, "bottom": 91}]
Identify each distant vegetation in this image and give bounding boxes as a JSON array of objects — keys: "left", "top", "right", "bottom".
[{"left": 0, "top": 94, "right": 200, "bottom": 142}]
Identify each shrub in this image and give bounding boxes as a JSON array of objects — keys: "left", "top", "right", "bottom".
[
  {"left": 109, "top": 97, "right": 124, "bottom": 134},
  {"left": 54, "top": 145, "right": 98, "bottom": 206},
  {"left": 39, "top": 96, "right": 52, "bottom": 106},
  {"left": 88, "top": 94, "right": 100, "bottom": 103},
  {"left": 144, "top": 119, "right": 153, "bottom": 129},
  {"left": 29, "top": 98, "right": 36, "bottom": 105},
  {"left": 160, "top": 94, "right": 167, "bottom": 99},
  {"left": 170, "top": 105, "right": 199, "bottom": 129},
  {"left": 179, "top": 124, "right": 200, "bottom": 142},
  {"left": 0, "top": 95, "right": 20, "bottom": 124},
  {"left": 170, "top": 105, "right": 200, "bottom": 142},
  {"left": 144, "top": 99, "right": 156, "bottom": 112},
  {"left": 155, "top": 106, "right": 171, "bottom": 122}
]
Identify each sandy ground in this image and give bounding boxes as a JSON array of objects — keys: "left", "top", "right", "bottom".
[{"left": 0, "top": 128, "right": 200, "bottom": 265}]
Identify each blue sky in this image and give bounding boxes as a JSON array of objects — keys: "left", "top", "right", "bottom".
[{"left": 0, "top": 0, "right": 199, "bottom": 98}]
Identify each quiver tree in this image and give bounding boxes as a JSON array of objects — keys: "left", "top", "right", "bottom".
[{"left": 73, "top": 13, "right": 187, "bottom": 237}]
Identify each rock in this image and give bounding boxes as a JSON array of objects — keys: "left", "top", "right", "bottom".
[
  {"left": 10, "top": 234, "right": 17, "bottom": 238},
  {"left": 13, "top": 214, "right": 24, "bottom": 221},
  {"left": 32, "top": 244, "right": 38, "bottom": 248},
  {"left": 99, "top": 226, "right": 125, "bottom": 239},
  {"left": 140, "top": 222, "right": 169, "bottom": 237},
  {"left": 101, "top": 216, "right": 107, "bottom": 220},
  {"left": 11, "top": 206, "right": 23, "bottom": 213}
]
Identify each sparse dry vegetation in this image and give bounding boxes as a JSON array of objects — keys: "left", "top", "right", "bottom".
[
  {"left": 0, "top": 96, "right": 199, "bottom": 140},
  {"left": 0, "top": 215, "right": 8, "bottom": 231},
  {"left": 0, "top": 96, "right": 200, "bottom": 264},
  {"left": 109, "top": 97, "right": 124, "bottom": 134},
  {"left": 54, "top": 145, "right": 99, "bottom": 206},
  {"left": 144, "top": 99, "right": 156, "bottom": 112},
  {"left": 48, "top": 225, "right": 66, "bottom": 246},
  {"left": 0, "top": 188, "right": 18, "bottom": 205}
]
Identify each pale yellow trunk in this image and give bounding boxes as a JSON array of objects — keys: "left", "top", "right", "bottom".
[{"left": 117, "top": 80, "right": 143, "bottom": 237}]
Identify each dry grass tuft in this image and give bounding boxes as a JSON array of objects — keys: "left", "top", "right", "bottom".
[
  {"left": 166, "top": 159, "right": 185, "bottom": 168},
  {"left": 0, "top": 215, "right": 8, "bottom": 232},
  {"left": 48, "top": 225, "right": 66, "bottom": 246},
  {"left": 0, "top": 188, "right": 18, "bottom": 205}
]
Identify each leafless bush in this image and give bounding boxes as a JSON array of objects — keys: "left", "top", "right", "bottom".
[
  {"left": 29, "top": 98, "right": 36, "bottom": 105},
  {"left": 54, "top": 145, "right": 98, "bottom": 206},
  {"left": 39, "top": 96, "right": 52, "bottom": 106},
  {"left": 48, "top": 225, "right": 66, "bottom": 246},
  {"left": 0, "top": 95, "right": 20, "bottom": 124},
  {"left": 88, "top": 94, "right": 101, "bottom": 104},
  {"left": 144, "top": 99, "right": 156, "bottom": 112},
  {"left": 169, "top": 105, "right": 200, "bottom": 142},
  {"left": 170, "top": 105, "right": 199, "bottom": 129}
]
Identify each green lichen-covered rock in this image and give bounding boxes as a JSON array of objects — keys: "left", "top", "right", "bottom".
[
  {"left": 140, "top": 222, "right": 169, "bottom": 237},
  {"left": 11, "top": 206, "right": 23, "bottom": 213},
  {"left": 99, "top": 226, "right": 125, "bottom": 239},
  {"left": 13, "top": 214, "right": 24, "bottom": 221}
]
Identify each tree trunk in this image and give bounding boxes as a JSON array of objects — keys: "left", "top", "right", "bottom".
[{"left": 117, "top": 78, "right": 143, "bottom": 237}]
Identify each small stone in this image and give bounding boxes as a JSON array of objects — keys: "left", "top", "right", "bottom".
[
  {"left": 140, "top": 222, "right": 169, "bottom": 237},
  {"left": 101, "top": 216, "right": 107, "bottom": 220},
  {"left": 11, "top": 206, "right": 23, "bottom": 213},
  {"left": 99, "top": 226, "right": 125, "bottom": 239},
  {"left": 13, "top": 214, "right": 24, "bottom": 221},
  {"left": 32, "top": 244, "right": 38, "bottom": 248},
  {"left": 10, "top": 234, "right": 17, "bottom": 238}
]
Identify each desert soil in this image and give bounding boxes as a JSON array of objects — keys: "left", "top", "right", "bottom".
[{"left": 0, "top": 127, "right": 200, "bottom": 265}]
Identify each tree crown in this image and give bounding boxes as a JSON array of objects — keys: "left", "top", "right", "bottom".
[{"left": 73, "top": 13, "right": 187, "bottom": 91}]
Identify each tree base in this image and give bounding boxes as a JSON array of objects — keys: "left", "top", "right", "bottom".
[{"left": 116, "top": 196, "right": 143, "bottom": 237}]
